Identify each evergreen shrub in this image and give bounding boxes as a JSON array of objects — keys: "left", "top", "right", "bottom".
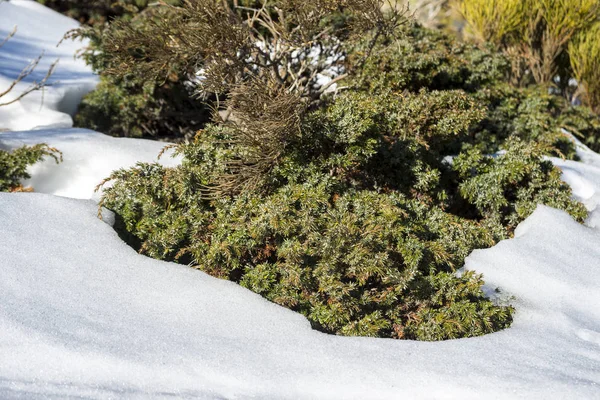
[
  {"left": 58, "top": 0, "right": 206, "bottom": 140},
  {"left": 98, "top": 2, "right": 590, "bottom": 340},
  {"left": 0, "top": 145, "right": 61, "bottom": 192}
]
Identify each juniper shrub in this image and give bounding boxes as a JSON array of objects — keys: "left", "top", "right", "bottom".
[
  {"left": 98, "top": 5, "right": 592, "bottom": 340},
  {"left": 0, "top": 145, "right": 61, "bottom": 192}
]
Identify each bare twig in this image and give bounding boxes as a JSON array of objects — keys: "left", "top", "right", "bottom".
[
  {"left": 0, "top": 26, "right": 58, "bottom": 107},
  {"left": 0, "top": 25, "right": 16, "bottom": 49},
  {"left": 94, "top": 0, "right": 408, "bottom": 195}
]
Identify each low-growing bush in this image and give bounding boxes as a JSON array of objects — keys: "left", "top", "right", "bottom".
[
  {"left": 99, "top": 107, "right": 516, "bottom": 340},
  {"left": 354, "top": 24, "right": 510, "bottom": 94},
  {"left": 0, "top": 145, "right": 61, "bottom": 192},
  {"left": 74, "top": 75, "right": 209, "bottom": 140},
  {"left": 57, "top": 0, "right": 206, "bottom": 140},
  {"left": 97, "top": 2, "right": 591, "bottom": 340},
  {"left": 354, "top": 25, "right": 600, "bottom": 156}
]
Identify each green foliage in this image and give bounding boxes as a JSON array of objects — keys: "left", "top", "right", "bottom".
[
  {"left": 100, "top": 120, "right": 513, "bottom": 340},
  {"left": 355, "top": 25, "right": 510, "bottom": 93},
  {"left": 74, "top": 77, "right": 154, "bottom": 138},
  {"left": 67, "top": 3, "right": 207, "bottom": 140},
  {"left": 0, "top": 144, "right": 61, "bottom": 192},
  {"left": 354, "top": 24, "right": 600, "bottom": 157},
  {"left": 74, "top": 75, "right": 208, "bottom": 139},
  {"left": 459, "top": 0, "right": 527, "bottom": 45},
  {"left": 454, "top": 138, "right": 587, "bottom": 229},
  {"left": 98, "top": 10, "right": 591, "bottom": 341},
  {"left": 470, "top": 84, "right": 597, "bottom": 158},
  {"left": 560, "top": 103, "right": 600, "bottom": 153},
  {"left": 89, "top": 0, "right": 404, "bottom": 100},
  {"left": 100, "top": 78, "right": 585, "bottom": 340}
]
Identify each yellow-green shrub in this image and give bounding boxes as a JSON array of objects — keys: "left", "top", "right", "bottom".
[
  {"left": 459, "top": 0, "right": 599, "bottom": 94},
  {"left": 570, "top": 21, "right": 600, "bottom": 113},
  {"left": 459, "top": 0, "right": 527, "bottom": 45}
]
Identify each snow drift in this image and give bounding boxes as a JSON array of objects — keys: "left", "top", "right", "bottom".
[
  {"left": 1, "top": 1, "right": 599, "bottom": 399},
  {"left": 1, "top": 194, "right": 599, "bottom": 399},
  {"left": 0, "top": 128, "right": 180, "bottom": 199}
]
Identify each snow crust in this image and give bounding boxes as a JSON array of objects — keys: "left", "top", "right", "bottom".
[
  {"left": 1, "top": 193, "right": 599, "bottom": 399},
  {"left": 0, "top": 128, "right": 180, "bottom": 199},
  {"left": 552, "top": 137, "right": 600, "bottom": 228},
  {"left": 0, "top": 0, "right": 97, "bottom": 131}
]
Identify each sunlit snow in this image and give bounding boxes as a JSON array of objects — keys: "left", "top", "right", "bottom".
[
  {"left": 0, "top": 0, "right": 97, "bottom": 131},
  {"left": 0, "top": 128, "right": 180, "bottom": 199}
]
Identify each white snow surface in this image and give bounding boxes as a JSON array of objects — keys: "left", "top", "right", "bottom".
[
  {"left": 0, "top": 0, "right": 97, "bottom": 131},
  {"left": 0, "top": 1, "right": 179, "bottom": 200},
  {"left": 1, "top": 1, "right": 600, "bottom": 399},
  {"left": 1, "top": 193, "right": 599, "bottom": 399},
  {"left": 0, "top": 128, "right": 181, "bottom": 199},
  {"left": 552, "top": 137, "right": 600, "bottom": 228}
]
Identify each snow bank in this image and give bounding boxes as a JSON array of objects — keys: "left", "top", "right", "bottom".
[
  {"left": 1, "top": 193, "right": 599, "bottom": 399},
  {"left": 552, "top": 137, "right": 600, "bottom": 228},
  {"left": 0, "top": 128, "right": 180, "bottom": 199},
  {"left": 0, "top": 2, "right": 178, "bottom": 200},
  {"left": 0, "top": 0, "right": 97, "bottom": 131}
]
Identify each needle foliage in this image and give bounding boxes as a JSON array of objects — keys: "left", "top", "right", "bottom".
[
  {"left": 0, "top": 144, "right": 61, "bottom": 192},
  {"left": 97, "top": 3, "right": 592, "bottom": 340}
]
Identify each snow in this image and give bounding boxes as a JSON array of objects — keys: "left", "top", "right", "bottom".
[
  {"left": 1, "top": 193, "right": 600, "bottom": 399},
  {"left": 552, "top": 136, "right": 600, "bottom": 228},
  {"left": 0, "top": 1, "right": 178, "bottom": 200},
  {"left": 0, "top": 0, "right": 97, "bottom": 131},
  {"left": 1, "top": 1, "right": 600, "bottom": 399},
  {"left": 0, "top": 128, "right": 180, "bottom": 199}
]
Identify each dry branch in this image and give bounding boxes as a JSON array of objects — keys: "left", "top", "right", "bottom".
[{"left": 0, "top": 25, "right": 58, "bottom": 107}]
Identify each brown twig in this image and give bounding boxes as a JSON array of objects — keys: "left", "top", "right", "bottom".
[{"left": 0, "top": 26, "right": 58, "bottom": 107}]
